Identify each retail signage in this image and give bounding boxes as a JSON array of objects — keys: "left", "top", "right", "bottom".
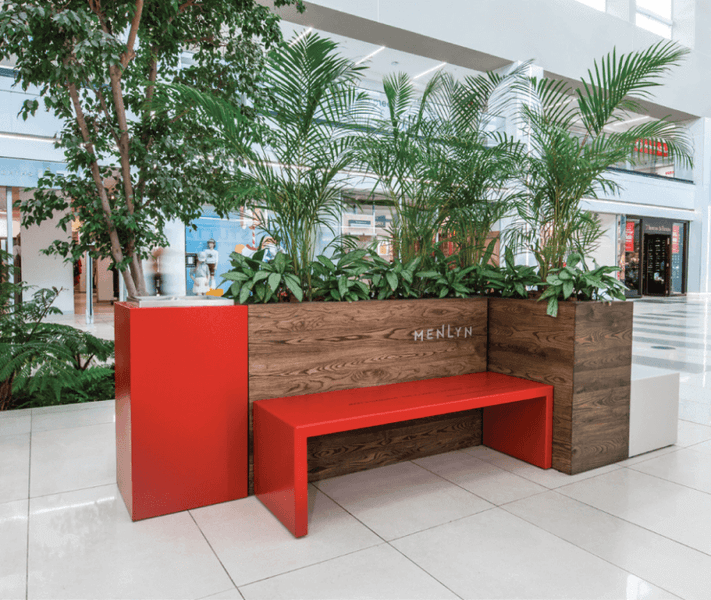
[
  {"left": 672, "top": 225, "right": 680, "bottom": 253},
  {"left": 635, "top": 139, "right": 668, "bottom": 157},
  {"left": 413, "top": 324, "right": 474, "bottom": 341},
  {"left": 643, "top": 218, "right": 673, "bottom": 235},
  {"left": 625, "top": 222, "right": 635, "bottom": 252}
]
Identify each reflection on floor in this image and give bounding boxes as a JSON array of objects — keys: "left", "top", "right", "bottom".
[
  {"left": 2, "top": 297, "right": 711, "bottom": 599},
  {"left": 43, "top": 292, "right": 116, "bottom": 340}
]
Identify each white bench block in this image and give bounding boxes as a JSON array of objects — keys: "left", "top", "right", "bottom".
[{"left": 629, "top": 364, "right": 680, "bottom": 457}]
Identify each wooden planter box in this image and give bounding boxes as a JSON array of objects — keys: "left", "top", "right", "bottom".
[
  {"left": 487, "top": 298, "right": 633, "bottom": 475},
  {"left": 247, "top": 297, "right": 488, "bottom": 493}
]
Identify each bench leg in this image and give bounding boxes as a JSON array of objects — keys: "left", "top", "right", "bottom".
[
  {"left": 482, "top": 391, "right": 553, "bottom": 469},
  {"left": 254, "top": 404, "right": 309, "bottom": 537}
]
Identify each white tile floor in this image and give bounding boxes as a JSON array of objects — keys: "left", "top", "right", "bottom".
[{"left": 2, "top": 297, "right": 711, "bottom": 599}]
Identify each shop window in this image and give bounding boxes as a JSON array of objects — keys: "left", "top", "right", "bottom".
[
  {"left": 671, "top": 222, "right": 686, "bottom": 294},
  {"left": 622, "top": 218, "right": 641, "bottom": 297}
]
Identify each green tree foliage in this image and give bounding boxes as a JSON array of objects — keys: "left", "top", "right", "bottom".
[
  {"left": 506, "top": 41, "right": 693, "bottom": 279},
  {"left": 174, "top": 33, "right": 368, "bottom": 299},
  {"left": 356, "top": 72, "right": 447, "bottom": 266},
  {"left": 0, "top": 0, "right": 303, "bottom": 297},
  {"left": 0, "top": 251, "right": 114, "bottom": 410}
]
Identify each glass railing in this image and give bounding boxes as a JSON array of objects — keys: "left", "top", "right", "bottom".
[{"left": 611, "top": 149, "right": 693, "bottom": 182}]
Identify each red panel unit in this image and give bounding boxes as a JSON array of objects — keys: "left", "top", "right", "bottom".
[
  {"left": 115, "top": 302, "right": 248, "bottom": 520},
  {"left": 254, "top": 372, "right": 553, "bottom": 537}
]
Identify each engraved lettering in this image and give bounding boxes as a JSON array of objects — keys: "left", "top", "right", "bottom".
[
  {"left": 455, "top": 327, "right": 462, "bottom": 337},
  {"left": 437, "top": 325, "right": 445, "bottom": 339},
  {"left": 447, "top": 325, "right": 454, "bottom": 338},
  {"left": 465, "top": 326, "right": 472, "bottom": 338},
  {"left": 414, "top": 330, "right": 424, "bottom": 342},
  {"left": 426, "top": 329, "right": 434, "bottom": 340}
]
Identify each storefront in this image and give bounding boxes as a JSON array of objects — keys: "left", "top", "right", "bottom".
[{"left": 621, "top": 216, "right": 688, "bottom": 297}]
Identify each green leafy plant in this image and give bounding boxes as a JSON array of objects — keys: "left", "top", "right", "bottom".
[
  {"left": 506, "top": 41, "right": 693, "bottom": 280},
  {"left": 177, "top": 33, "right": 368, "bottom": 299},
  {"left": 311, "top": 249, "right": 371, "bottom": 302},
  {"left": 367, "top": 254, "right": 422, "bottom": 300},
  {"left": 417, "top": 249, "right": 477, "bottom": 299},
  {"left": 356, "top": 73, "right": 448, "bottom": 267},
  {"left": 1, "top": 271, "right": 115, "bottom": 411},
  {"left": 539, "top": 254, "right": 627, "bottom": 317},
  {"left": 220, "top": 250, "right": 303, "bottom": 304},
  {"left": 484, "top": 248, "right": 542, "bottom": 299},
  {"left": 432, "top": 69, "right": 528, "bottom": 268},
  {"left": 1, "top": 0, "right": 303, "bottom": 297}
]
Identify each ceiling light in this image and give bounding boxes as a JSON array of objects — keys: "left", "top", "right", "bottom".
[
  {"left": 413, "top": 62, "right": 447, "bottom": 80},
  {"left": 289, "top": 27, "right": 313, "bottom": 46},
  {"left": 0, "top": 132, "right": 56, "bottom": 143},
  {"left": 355, "top": 46, "right": 386, "bottom": 66}
]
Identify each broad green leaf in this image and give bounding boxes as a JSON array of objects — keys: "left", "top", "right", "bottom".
[
  {"left": 385, "top": 271, "right": 398, "bottom": 291},
  {"left": 562, "top": 280, "right": 574, "bottom": 298},
  {"left": 317, "top": 255, "right": 336, "bottom": 270},
  {"left": 284, "top": 276, "right": 303, "bottom": 301},
  {"left": 546, "top": 297, "right": 559, "bottom": 317},
  {"left": 268, "top": 272, "right": 281, "bottom": 292},
  {"left": 338, "top": 276, "right": 348, "bottom": 298}
]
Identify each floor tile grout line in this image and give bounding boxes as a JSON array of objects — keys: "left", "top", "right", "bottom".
[
  {"left": 194, "top": 587, "right": 245, "bottom": 600},
  {"left": 625, "top": 462, "right": 711, "bottom": 498},
  {"left": 309, "top": 482, "right": 390, "bottom": 544},
  {"left": 409, "top": 453, "right": 542, "bottom": 504},
  {"left": 552, "top": 486, "right": 711, "bottom": 559},
  {"left": 385, "top": 540, "right": 465, "bottom": 600},
  {"left": 186, "top": 510, "right": 245, "bottom": 600},
  {"left": 27, "top": 481, "right": 119, "bottom": 502},
  {"left": 385, "top": 504, "right": 500, "bottom": 544},
  {"left": 467, "top": 450, "right": 624, "bottom": 492},
  {"left": 28, "top": 418, "right": 116, "bottom": 435},
  {"left": 235, "top": 542, "right": 386, "bottom": 590},
  {"left": 497, "top": 497, "right": 687, "bottom": 600},
  {"left": 25, "top": 410, "right": 32, "bottom": 600}
]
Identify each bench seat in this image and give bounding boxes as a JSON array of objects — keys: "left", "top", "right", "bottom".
[{"left": 254, "top": 371, "right": 553, "bottom": 537}]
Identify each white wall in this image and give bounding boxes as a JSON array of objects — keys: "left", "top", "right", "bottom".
[
  {"left": 588, "top": 212, "right": 618, "bottom": 269},
  {"left": 300, "top": 0, "right": 711, "bottom": 119},
  {"left": 20, "top": 210, "right": 74, "bottom": 314}
]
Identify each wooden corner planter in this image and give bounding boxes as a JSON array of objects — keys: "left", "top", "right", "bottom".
[
  {"left": 487, "top": 298, "right": 633, "bottom": 475},
  {"left": 247, "top": 297, "right": 488, "bottom": 493}
]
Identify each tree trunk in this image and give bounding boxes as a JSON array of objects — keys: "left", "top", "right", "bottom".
[{"left": 0, "top": 375, "right": 15, "bottom": 411}]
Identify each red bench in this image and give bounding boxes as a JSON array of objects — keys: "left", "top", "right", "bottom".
[{"left": 254, "top": 371, "right": 553, "bottom": 538}]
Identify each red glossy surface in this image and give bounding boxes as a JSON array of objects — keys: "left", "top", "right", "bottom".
[
  {"left": 254, "top": 372, "right": 553, "bottom": 537},
  {"left": 115, "top": 303, "right": 249, "bottom": 521}
]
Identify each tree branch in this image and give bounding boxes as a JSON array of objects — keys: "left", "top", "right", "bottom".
[
  {"left": 121, "top": 0, "right": 144, "bottom": 69},
  {"left": 179, "top": 0, "right": 199, "bottom": 12},
  {"left": 92, "top": 83, "right": 121, "bottom": 146},
  {"left": 64, "top": 66, "right": 137, "bottom": 297}
]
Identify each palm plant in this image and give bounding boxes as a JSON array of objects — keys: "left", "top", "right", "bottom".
[
  {"left": 243, "top": 34, "right": 368, "bottom": 298},
  {"left": 506, "top": 41, "right": 693, "bottom": 280},
  {"left": 432, "top": 69, "right": 528, "bottom": 268},
  {"left": 169, "top": 33, "right": 367, "bottom": 300},
  {"left": 356, "top": 72, "right": 448, "bottom": 267}
]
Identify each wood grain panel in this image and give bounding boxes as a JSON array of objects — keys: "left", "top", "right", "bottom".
[
  {"left": 307, "top": 409, "right": 483, "bottom": 481},
  {"left": 247, "top": 298, "right": 488, "bottom": 493},
  {"left": 571, "top": 386, "right": 630, "bottom": 471},
  {"left": 571, "top": 301, "right": 632, "bottom": 473},
  {"left": 249, "top": 298, "right": 488, "bottom": 402},
  {"left": 487, "top": 299, "right": 575, "bottom": 473},
  {"left": 487, "top": 298, "right": 633, "bottom": 476}
]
